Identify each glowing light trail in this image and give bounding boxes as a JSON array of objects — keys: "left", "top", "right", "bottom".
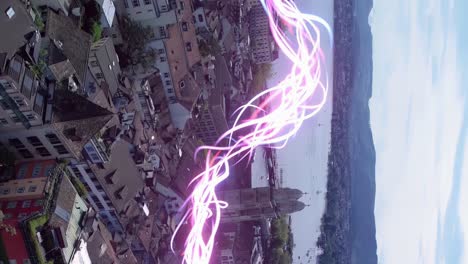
[{"left": 173, "top": 0, "right": 332, "bottom": 263}]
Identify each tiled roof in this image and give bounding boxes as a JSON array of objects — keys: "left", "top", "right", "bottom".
[{"left": 46, "top": 10, "right": 92, "bottom": 85}]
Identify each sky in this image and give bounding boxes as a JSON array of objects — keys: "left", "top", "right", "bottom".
[{"left": 370, "top": 0, "right": 468, "bottom": 263}]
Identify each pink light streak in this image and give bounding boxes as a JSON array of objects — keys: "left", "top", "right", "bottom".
[{"left": 173, "top": 1, "right": 332, "bottom": 263}]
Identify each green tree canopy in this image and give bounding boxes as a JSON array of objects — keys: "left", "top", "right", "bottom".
[{"left": 118, "top": 16, "right": 157, "bottom": 70}]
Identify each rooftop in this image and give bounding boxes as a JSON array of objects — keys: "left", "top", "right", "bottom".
[
  {"left": 51, "top": 88, "right": 115, "bottom": 158},
  {"left": 91, "top": 140, "right": 145, "bottom": 214},
  {"left": 46, "top": 10, "right": 92, "bottom": 85},
  {"left": 0, "top": 0, "right": 36, "bottom": 57}
]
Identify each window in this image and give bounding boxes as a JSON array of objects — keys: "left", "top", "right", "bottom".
[
  {"left": 158, "top": 49, "right": 165, "bottom": 55},
  {"left": 24, "top": 113, "right": 36, "bottom": 121},
  {"left": 10, "top": 114, "right": 20, "bottom": 123},
  {"left": 136, "top": 11, "right": 142, "bottom": 14},
  {"left": 123, "top": 0, "right": 128, "bottom": 8},
  {"left": 18, "top": 149, "right": 33, "bottom": 159},
  {"left": 0, "top": 118, "right": 8, "bottom": 125},
  {"left": 22, "top": 200, "right": 31, "bottom": 208},
  {"left": 181, "top": 22, "right": 188, "bottom": 31},
  {"left": 165, "top": 80, "right": 171, "bottom": 86},
  {"left": 7, "top": 201, "right": 17, "bottom": 209},
  {"left": 27, "top": 136, "right": 42, "bottom": 147},
  {"left": 159, "top": 26, "right": 166, "bottom": 37},
  {"left": 36, "top": 147, "right": 51, "bottom": 157},
  {"left": 3, "top": 213, "right": 12, "bottom": 220},
  {"left": 13, "top": 96, "right": 26, "bottom": 107},
  {"left": 144, "top": 0, "right": 151, "bottom": 4},
  {"left": 132, "top": 0, "right": 140, "bottom": 7},
  {"left": 198, "top": 14, "right": 204, "bottom": 22},
  {"left": 164, "top": 72, "right": 169, "bottom": 78},
  {"left": 95, "top": 201, "right": 104, "bottom": 210},
  {"left": 17, "top": 164, "right": 28, "bottom": 179},
  {"left": 2, "top": 188, "right": 10, "bottom": 195},
  {"left": 185, "top": 42, "right": 192, "bottom": 52},
  {"left": 34, "top": 200, "right": 43, "bottom": 207},
  {"left": 90, "top": 153, "right": 100, "bottom": 161},
  {"left": 147, "top": 9, "right": 153, "bottom": 12},
  {"left": 18, "top": 212, "right": 28, "bottom": 219},
  {"left": 8, "top": 138, "right": 24, "bottom": 149},
  {"left": 0, "top": 79, "right": 13, "bottom": 90},
  {"left": 45, "top": 133, "right": 61, "bottom": 145},
  {"left": 160, "top": 56, "right": 166, "bottom": 62},
  {"left": 54, "top": 145, "right": 69, "bottom": 155},
  {"left": 32, "top": 164, "right": 42, "bottom": 178},
  {"left": 28, "top": 185, "right": 37, "bottom": 192},
  {"left": 90, "top": 60, "right": 99, "bottom": 67},
  {"left": 23, "top": 259, "right": 31, "bottom": 264},
  {"left": 0, "top": 100, "right": 11, "bottom": 110},
  {"left": 44, "top": 165, "right": 54, "bottom": 177},
  {"left": 179, "top": 1, "right": 184, "bottom": 10},
  {"left": 167, "top": 88, "right": 174, "bottom": 94},
  {"left": 16, "top": 187, "right": 25, "bottom": 193},
  {"left": 95, "top": 72, "right": 104, "bottom": 79}
]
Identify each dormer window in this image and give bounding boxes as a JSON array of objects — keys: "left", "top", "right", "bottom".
[
  {"left": 181, "top": 22, "right": 188, "bottom": 32},
  {"left": 185, "top": 42, "right": 192, "bottom": 52}
]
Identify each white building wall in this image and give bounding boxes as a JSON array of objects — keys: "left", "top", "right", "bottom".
[
  {"left": 193, "top": 7, "right": 208, "bottom": 30},
  {"left": 68, "top": 162, "right": 123, "bottom": 233},
  {"left": 120, "top": 0, "right": 177, "bottom": 39}
]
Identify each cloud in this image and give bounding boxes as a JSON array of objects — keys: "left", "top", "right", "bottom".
[
  {"left": 370, "top": 0, "right": 466, "bottom": 263},
  {"left": 459, "top": 142, "right": 468, "bottom": 264}
]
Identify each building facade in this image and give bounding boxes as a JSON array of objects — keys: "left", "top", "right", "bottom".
[
  {"left": 67, "top": 161, "right": 123, "bottom": 233},
  {"left": 0, "top": 55, "right": 45, "bottom": 130},
  {"left": 248, "top": 5, "right": 278, "bottom": 64},
  {"left": 0, "top": 159, "right": 56, "bottom": 264}
]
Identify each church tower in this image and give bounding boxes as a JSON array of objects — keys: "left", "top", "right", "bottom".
[{"left": 218, "top": 187, "right": 306, "bottom": 223}]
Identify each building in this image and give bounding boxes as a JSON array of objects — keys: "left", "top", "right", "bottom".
[
  {"left": 31, "top": 0, "right": 73, "bottom": 16},
  {"left": 0, "top": 54, "right": 46, "bottom": 130},
  {"left": 97, "top": 0, "right": 116, "bottom": 28},
  {"left": 44, "top": 173, "right": 88, "bottom": 263},
  {"left": 193, "top": 55, "right": 229, "bottom": 145},
  {"left": 88, "top": 37, "right": 122, "bottom": 95},
  {"left": 248, "top": 5, "right": 278, "bottom": 64},
  {"left": 218, "top": 187, "right": 305, "bottom": 223},
  {"left": 68, "top": 161, "right": 123, "bottom": 233},
  {"left": 43, "top": 9, "right": 92, "bottom": 87},
  {"left": 75, "top": 209, "right": 138, "bottom": 264},
  {"left": 0, "top": 0, "right": 38, "bottom": 58},
  {"left": 132, "top": 78, "right": 157, "bottom": 129},
  {"left": 116, "top": 0, "right": 177, "bottom": 40},
  {"left": 0, "top": 88, "right": 115, "bottom": 162},
  {"left": 68, "top": 140, "right": 145, "bottom": 234},
  {"left": 0, "top": 160, "right": 56, "bottom": 264}
]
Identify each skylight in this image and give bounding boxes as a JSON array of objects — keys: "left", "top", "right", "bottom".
[{"left": 5, "top": 7, "right": 15, "bottom": 19}]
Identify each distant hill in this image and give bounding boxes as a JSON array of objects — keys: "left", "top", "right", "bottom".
[{"left": 316, "top": 0, "right": 377, "bottom": 263}]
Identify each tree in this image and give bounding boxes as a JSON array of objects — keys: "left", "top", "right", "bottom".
[
  {"left": 91, "top": 21, "right": 103, "bottom": 42},
  {"left": 198, "top": 36, "right": 221, "bottom": 57},
  {"left": 118, "top": 16, "right": 157, "bottom": 71},
  {"left": 250, "top": 63, "right": 275, "bottom": 97}
]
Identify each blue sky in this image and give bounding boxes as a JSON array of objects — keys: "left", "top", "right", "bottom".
[{"left": 370, "top": 0, "right": 468, "bottom": 262}]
